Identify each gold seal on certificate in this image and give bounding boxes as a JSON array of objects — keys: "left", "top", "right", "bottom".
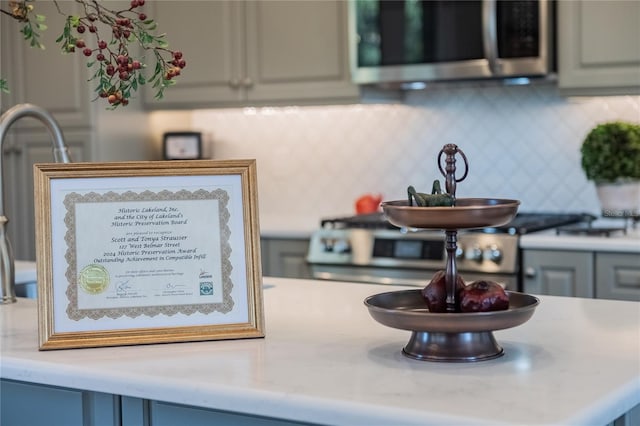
[{"left": 78, "top": 264, "right": 110, "bottom": 294}]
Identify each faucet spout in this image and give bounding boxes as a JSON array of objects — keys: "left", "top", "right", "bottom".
[{"left": 0, "top": 103, "right": 72, "bottom": 304}]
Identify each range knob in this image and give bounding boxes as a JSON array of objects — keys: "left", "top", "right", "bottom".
[
  {"left": 465, "top": 244, "right": 483, "bottom": 262},
  {"left": 333, "top": 239, "right": 351, "bottom": 254},
  {"left": 321, "top": 238, "right": 333, "bottom": 252},
  {"left": 483, "top": 244, "right": 503, "bottom": 263}
]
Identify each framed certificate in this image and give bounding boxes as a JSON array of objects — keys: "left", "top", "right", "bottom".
[{"left": 34, "top": 159, "right": 264, "bottom": 350}]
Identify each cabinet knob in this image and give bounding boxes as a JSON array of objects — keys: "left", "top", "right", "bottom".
[
  {"left": 229, "top": 78, "right": 241, "bottom": 88},
  {"left": 242, "top": 77, "right": 253, "bottom": 88},
  {"left": 525, "top": 267, "right": 536, "bottom": 278}
]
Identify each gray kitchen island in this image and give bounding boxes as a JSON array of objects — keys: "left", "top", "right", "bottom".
[{"left": 1, "top": 278, "right": 639, "bottom": 426}]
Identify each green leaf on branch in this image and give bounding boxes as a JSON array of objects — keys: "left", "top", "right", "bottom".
[{"left": 140, "top": 32, "right": 154, "bottom": 45}]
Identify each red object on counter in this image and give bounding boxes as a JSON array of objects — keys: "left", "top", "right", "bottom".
[{"left": 355, "top": 194, "right": 383, "bottom": 214}]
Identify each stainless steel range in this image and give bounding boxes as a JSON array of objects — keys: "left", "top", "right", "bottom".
[{"left": 307, "top": 212, "right": 590, "bottom": 291}]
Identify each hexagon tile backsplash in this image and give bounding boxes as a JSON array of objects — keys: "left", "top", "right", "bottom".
[{"left": 190, "top": 84, "right": 640, "bottom": 229}]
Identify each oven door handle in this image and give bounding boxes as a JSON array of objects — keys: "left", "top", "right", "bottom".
[{"left": 312, "top": 271, "right": 425, "bottom": 287}]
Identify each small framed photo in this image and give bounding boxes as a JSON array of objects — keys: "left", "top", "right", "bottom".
[
  {"left": 163, "top": 132, "right": 202, "bottom": 160},
  {"left": 33, "top": 159, "right": 264, "bottom": 350}
]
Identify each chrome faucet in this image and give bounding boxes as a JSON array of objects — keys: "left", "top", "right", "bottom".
[{"left": 0, "top": 103, "right": 72, "bottom": 304}]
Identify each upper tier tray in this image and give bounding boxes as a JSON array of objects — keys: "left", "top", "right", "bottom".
[{"left": 381, "top": 198, "right": 520, "bottom": 230}]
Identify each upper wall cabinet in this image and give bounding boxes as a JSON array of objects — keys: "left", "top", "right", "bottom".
[
  {"left": 0, "top": 0, "right": 93, "bottom": 128},
  {"left": 557, "top": 0, "right": 640, "bottom": 96},
  {"left": 142, "top": 0, "right": 359, "bottom": 109}
]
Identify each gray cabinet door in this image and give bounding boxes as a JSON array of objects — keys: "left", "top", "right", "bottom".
[
  {"left": 142, "top": 1, "right": 244, "bottom": 108},
  {"left": 558, "top": 0, "right": 640, "bottom": 95},
  {"left": 0, "top": 0, "right": 93, "bottom": 127},
  {"left": 141, "top": 0, "right": 357, "bottom": 109},
  {"left": 244, "top": 0, "right": 358, "bottom": 105},
  {"left": 0, "top": 379, "right": 118, "bottom": 426},
  {"left": 523, "top": 250, "right": 594, "bottom": 297},
  {"left": 262, "top": 238, "right": 311, "bottom": 279},
  {"left": 595, "top": 253, "right": 640, "bottom": 301}
]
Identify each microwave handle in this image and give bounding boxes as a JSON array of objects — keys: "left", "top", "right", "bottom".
[{"left": 482, "top": 0, "right": 499, "bottom": 75}]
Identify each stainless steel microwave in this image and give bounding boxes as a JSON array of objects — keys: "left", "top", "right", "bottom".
[{"left": 349, "top": 0, "right": 554, "bottom": 85}]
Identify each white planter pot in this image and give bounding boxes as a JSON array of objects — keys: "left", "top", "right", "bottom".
[{"left": 595, "top": 181, "right": 640, "bottom": 216}]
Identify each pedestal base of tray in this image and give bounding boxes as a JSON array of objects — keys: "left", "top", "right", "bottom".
[{"left": 402, "top": 331, "right": 503, "bottom": 362}]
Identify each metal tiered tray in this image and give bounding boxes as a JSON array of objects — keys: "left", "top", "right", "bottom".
[{"left": 364, "top": 144, "right": 540, "bottom": 362}]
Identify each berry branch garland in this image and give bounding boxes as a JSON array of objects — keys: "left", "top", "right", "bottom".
[{"left": 0, "top": 0, "right": 186, "bottom": 109}]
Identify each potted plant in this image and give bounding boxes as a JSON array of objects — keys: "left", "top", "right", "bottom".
[{"left": 580, "top": 121, "right": 640, "bottom": 215}]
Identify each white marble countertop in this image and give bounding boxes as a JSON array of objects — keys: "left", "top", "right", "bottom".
[
  {"left": 520, "top": 227, "right": 640, "bottom": 253},
  {"left": 2, "top": 278, "right": 639, "bottom": 426}
]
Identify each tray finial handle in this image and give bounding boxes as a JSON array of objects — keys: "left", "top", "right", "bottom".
[
  {"left": 438, "top": 144, "right": 469, "bottom": 198},
  {"left": 437, "top": 144, "right": 469, "bottom": 312}
]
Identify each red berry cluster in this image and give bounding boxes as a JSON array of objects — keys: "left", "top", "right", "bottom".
[
  {"left": 57, "top": 0, "right": 185, "bottom": 108},
  {"left": 166, "top": 51, "right": 186, "bottom": 80}
]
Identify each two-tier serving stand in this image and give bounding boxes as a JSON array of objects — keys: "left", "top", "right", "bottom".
[{"left": 364, "top": 144, "right": 539, "bottom": 362}]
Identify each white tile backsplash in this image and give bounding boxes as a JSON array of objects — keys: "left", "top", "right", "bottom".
[{"left": 187, "top": 84, "right": 640, "bottom": 225}]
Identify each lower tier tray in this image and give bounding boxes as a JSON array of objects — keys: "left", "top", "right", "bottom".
[{"left": 364, "top": 290, "right": 539, "bottom": 362}]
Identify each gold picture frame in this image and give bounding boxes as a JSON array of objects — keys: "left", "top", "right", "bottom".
[{"left": 34, "top": 159, "right": 264, "bottom": 350}]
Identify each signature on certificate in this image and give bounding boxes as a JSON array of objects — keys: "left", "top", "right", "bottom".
[
  {"left": 116, "top": 280, "right": 132, "bottom": 294},
  {"left": 165, "top": 283, "right": 186, "bottom": 290}
]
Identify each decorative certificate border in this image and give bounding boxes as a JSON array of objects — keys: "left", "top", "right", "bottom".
[
  {"left": 63, "top": 189, "right": 234, "bottom": 320},
  {"left": 34, "top": 160, "right": 264, "bottom": 350}
]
